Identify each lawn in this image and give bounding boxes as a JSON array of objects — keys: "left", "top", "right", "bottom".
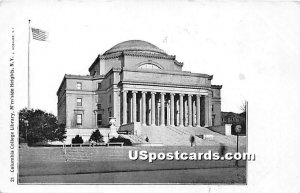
[{"left": 19, "top": 145, "right": 247, "bottom": 184}]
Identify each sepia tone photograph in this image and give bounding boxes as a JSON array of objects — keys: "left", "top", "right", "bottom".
[{"left": 1, "top": 0, "right": 300, "bottom": 192}]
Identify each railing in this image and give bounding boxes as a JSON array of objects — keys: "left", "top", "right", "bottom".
[{"left": 107, "top": 142, "right": 124, "bottom": 147}]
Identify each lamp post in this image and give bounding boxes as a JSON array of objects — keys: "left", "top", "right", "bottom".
[{"left": 235, "top": 125, "right": 241, "bottom": 167}]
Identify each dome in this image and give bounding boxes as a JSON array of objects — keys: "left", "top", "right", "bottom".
[{"left": 104, "top": 40, "right": 167, "bottom": 55}]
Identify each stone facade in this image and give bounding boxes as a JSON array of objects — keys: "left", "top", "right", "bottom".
[{"left": 57, "top": 40, "right": 222, "bottom": 144}]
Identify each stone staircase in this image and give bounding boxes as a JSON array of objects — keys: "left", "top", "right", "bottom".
[
  {"left": 119, "top": 134, "right": 145, "bottom": 143},
  {"left": 165, "top": 126, "right": 203, "bottom": 146},
  {"left": 122, "top": 125, "right": 239, "bottom": 146}
]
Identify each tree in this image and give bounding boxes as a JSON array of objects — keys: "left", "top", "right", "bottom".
[
  {"left": 109, "top": 136, "right": 132, "bottom": 146},
  {"left": 89, "top": 129, "right": 103, "bottom": 143},
  {"left": 231, "top": 101, "right": 247, "bottom": 135},
  {"left": 240, "top": 100, "right": 247, "bottom": 113},
  {"left": 19, "top": 108, "right": 66, "bottom": 145}
]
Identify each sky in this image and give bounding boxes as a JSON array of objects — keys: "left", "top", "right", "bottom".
[
  {"left": 0, "top": 0, "right": 282, "bottom": 115},
  {"left": 0, "top": 0, "right": 298, "bottom": 116},
  {"left": 1, "top": 1, "right": 300, "bottom": 192}
]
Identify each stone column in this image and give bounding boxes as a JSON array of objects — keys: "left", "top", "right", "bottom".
[
  {"left": 160, "top": 92, "right": 165, "bottom": 126},
  {"left": 193, "top": 98, "right": 196, "bottom": 126},
  {"left": 188, "top": 94, "right": 192, "bottom": 127},
  {"left": 179, "top": 93, "right": 184, "bottom": 127},
  {"left": 151, "top": 92, "right": 156, "bottom": 126},
  {"left": 196, "top": 95, "right": 201, "bottom": 127},
  {"left": 122, "top": 90, "right": 128, "bottom": 125},
  {"left": 183, "top": 97, "right": 186, "bottom": 126},
  {"left": 170, "top": 93, "right": 175, "bottom": 126},
  {"left": 138, "top": 94, "right": 142, "bottom": 122},
  {"left": 208, "top": 94, "right": 212, "bottom": 126},
  {"left": 132, "top": 91, "right": 137, "bottom": 122},
  {"left": 166, "top": 99, "right": 170, "bottom": 126},
  {"left": 142, "top": 91, "right": 146, "bottom": 126},
  {"left": 205, "top": 95, "right": 209, "bottom": 127},
  {"left": 129, "top": 94, "right": 132, "bottom": 122}
]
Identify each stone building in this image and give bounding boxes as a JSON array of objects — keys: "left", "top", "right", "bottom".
[{"left": 57, "top": 40, "right": 222, "bottom": 144}]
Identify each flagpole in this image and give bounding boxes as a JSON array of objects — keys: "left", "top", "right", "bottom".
[{"left": 27, "top": 19, "right": 31, "bottom": 109}]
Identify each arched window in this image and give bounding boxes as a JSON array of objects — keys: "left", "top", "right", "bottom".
[{"left": 138, "top": 63, "right": 161, "bottom": 70}]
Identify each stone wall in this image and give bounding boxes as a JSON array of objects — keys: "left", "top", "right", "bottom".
[
  {"left": 208, "top": 124, "right": 232, "bottom": 135},
  {"left": 65, "top": 78, "right": 96, "bottom": 129},
  {"left": 57, "top": 94, "right": 66, "bottom": 125},
  {"left": 119, "top": 122, "right": 142, "bottom": 135},
  {"left": 124, "top": 55, "right": 182, "bottom": 71}
]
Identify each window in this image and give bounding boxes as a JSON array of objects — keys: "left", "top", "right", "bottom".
[
  {"left": 76, "top": 82, "right": 82, "bottom": 90},
  {"left": 97, "top": 83, "right": 101, "bottom": 90},
  {"left": 211, "top": 105, "right": 214, "bottom": 112},
  {"left": 77, "top": 98, "right": 82, "bottom": 106},
  {"left": 76, "top": 114, "right": 82, "bottom": 125},
  {"left": 97, "top": 104, "right": 101, "bottom": 110},
  {"left": 109, "top": 94, "right": 112, "bottom": 104},
  {"left": 138, "top": 63, "right": 160, "bottom": 70},
  {"left": 97, "top": 114, "right": 102, "bottom": 126}
]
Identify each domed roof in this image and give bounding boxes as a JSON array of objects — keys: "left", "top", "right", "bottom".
[{"left": 104, "top": 40, "right": 167, "bottom": 55}]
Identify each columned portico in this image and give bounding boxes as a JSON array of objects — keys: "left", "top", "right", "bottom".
[{"left": 121, "top": 90, "right": 212, "bottom": 128}]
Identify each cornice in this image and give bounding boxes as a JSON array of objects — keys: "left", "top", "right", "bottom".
[
  {"left": 64, "top": 74, "right": 104, "bottom": 81},
  {"left": 122, "top": 68, "right": 211, "bottom": 78},
  {"left": 174, "top": 60, "right": 184, "bottom": 67},
  {"left": 98, "top": 51, "right": 176, "bottom": 61},
  {"left": 99, "top": 52, "right": 123, "bottom": 60},
  {"left": 121, "top": 80, "right": 212, "bottom": 90},
  {"left": 123, "top": 51, "right": 176, "bottom": 60},
  {"left": 211, "top": 84, "right": 223, "bottom": 89},
  {"left": 104, "top": 67, "right": 122, "bottom": 79}
]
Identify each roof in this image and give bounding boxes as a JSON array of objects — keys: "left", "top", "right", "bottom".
[{"left": 104, "top": 40, "right": 167, "bottom": 55}]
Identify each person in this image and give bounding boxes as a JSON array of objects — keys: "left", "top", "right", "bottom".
[
  {"left": 190, "top": 135, "right": 195, "bottom": 147},
  {"left": 145, "top": 136, "right": 149, "bottom": 142},
  {"left": 219, "top": 143, "right": 227, "bottom": 157}
]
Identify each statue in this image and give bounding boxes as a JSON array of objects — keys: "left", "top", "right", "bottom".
[{"left": 108, "top": 117, "right": 118, "bottom": 139}]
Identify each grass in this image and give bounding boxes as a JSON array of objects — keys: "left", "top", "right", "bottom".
[{"left": 19, "top": 145, "right": 247, "bottom": 183}]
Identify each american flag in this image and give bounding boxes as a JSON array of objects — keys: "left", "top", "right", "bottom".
[{"left": 31, "top": 27, "right": 48, "bottom": 41}]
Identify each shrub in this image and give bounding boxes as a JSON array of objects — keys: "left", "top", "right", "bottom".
[
  {"left": 109, "top": 136, "right": 132, "bottom": 146},
  {"left": 72, "top": 135, "right": 83, "bottom": 144}
]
